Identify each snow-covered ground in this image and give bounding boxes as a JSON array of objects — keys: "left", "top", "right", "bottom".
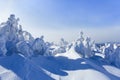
[
  {"left": 0, "top": 52, "right": 120, "bottom": 80},
  {"left": 0, "top": 65, "right": 20, "bottom": 80},
  {"left": 103, "top": 65, "right": 120, "bottom": 78}
]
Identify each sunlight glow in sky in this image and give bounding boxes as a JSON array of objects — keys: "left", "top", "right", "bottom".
[{"left": 0, "top": 0, "right": 120, "bottom": 42}]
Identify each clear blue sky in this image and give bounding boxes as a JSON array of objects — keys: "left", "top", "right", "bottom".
[{"left": 0, "top": 0, "right": 120, "bottom": 42}]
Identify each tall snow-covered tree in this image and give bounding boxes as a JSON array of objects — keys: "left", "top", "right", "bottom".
[
  {"left": 0, "top": 14, "right": 20, "bottom": 56},
  {"left": 0, "top": 14, "right": 35, "bottom": 56}
]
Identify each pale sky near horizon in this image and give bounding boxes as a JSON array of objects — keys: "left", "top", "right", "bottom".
[{"left": 0, "top": 0, "right": 120, "bottom": 42}]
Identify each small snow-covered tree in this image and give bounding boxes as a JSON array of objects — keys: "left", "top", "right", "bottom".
[
  {"left": 32, "top": 36, "right": 47, "bottom": 56},
  {"left": 58, "top": 38, "right": 68, "bottom": 53},
  {"left": 59, "top": 38, "right": 68, "bottom": 47},
  {"left": 104, "top": 44, "right": 115, "bottom": 63}
]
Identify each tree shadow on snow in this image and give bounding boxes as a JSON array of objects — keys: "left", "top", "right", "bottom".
[
  {"left": 0, "top": 54, "right": 54, "bottom": 80},
  {"left": 32, "top": 55, "right": 120, "bottom": 80},
  {"left": 0, "top": 54, "right": 120, "bottom": 80}
]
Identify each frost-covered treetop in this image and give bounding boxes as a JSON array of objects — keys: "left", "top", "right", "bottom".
[
  {"left": 7, "top": 14, "right": 19, "bottom": 27},
  {"left": 79, "top": 31, "right": 84, "bottom": 42}
]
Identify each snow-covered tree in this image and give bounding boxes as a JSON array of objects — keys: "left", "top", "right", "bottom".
[
  {"left": 0, "top": 36, "right": 7, "bottom": 56},
  {"left": 104, "top": 44, "right": 114, "bottom": 63},
  {"left": 16, "top": 41, "right": 33, "bottom": 57},
  {"left": 0, "top": 14, "right": 54, "bottom": 58},
  {"left": 47, "top": 38, "right": 69, "bottom": 56},
  {"left": 104, "top": 43, "right": 120, "bottom": 68},
  {"left": 59, "top": 38, "right": 68, "bottom": 48},
  {"left": 0, "top": 14, "right": 20, "bottom": 56},
  {"left": 0, "top": 14, "right": 34, "bottom": 57},
  {"left": 114, "top": 46, "right": 120, "bottom": 67},
  {"left": 75, "top": 31, "right": 95, "bottom": 58},
  {"left": 57, "top": 38, "right": 68, "bottom": 53}
]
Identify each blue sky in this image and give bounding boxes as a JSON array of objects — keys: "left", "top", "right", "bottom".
[{"left": 0, "top": 0, "right": 120, "bottom": 42}]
